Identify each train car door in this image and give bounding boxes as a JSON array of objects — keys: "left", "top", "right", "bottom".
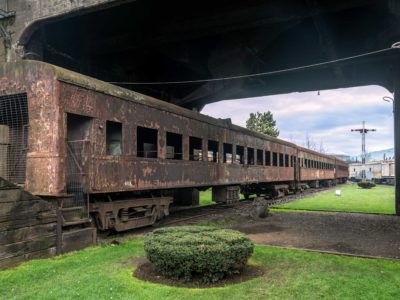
[{"left": 66, "top": 113, "right": 93, "bottom": 215}]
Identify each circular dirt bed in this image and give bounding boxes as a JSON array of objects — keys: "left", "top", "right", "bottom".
[{"left": 134, "top": 260, "right": 265, "bottom": 288}]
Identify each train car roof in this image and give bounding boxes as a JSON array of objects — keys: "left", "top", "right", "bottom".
[
  {"left": 297, "top": 146, "right": 338, "bottom": 161},
  {"left": 2, "top": 60, "right": 345, "bottom": 162},
  {"left": 7, "top": 60, "right": 297, "bottom": 148}
]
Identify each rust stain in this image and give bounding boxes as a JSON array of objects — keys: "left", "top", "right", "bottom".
[{"left": 0, "top": 60, "right": 349, "bottom": 197}]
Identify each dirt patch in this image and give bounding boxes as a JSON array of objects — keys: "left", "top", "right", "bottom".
[
  {"left": 133, "top": 260, "right": 265, "bottom": 288},
  {"left": 107, "top": 198, "right": 400, "bottom": 259}
]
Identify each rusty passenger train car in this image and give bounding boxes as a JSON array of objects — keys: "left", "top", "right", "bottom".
[{"left": 0, "top": 61, "right": 348, "bottom": 239}]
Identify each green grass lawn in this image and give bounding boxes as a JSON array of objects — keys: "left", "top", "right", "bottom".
[
  {"left": 1, "top": 238, "right": 400, "bottom": 300},
  {"left": 199, "top": 189, "right": 214, "bottom": 206},
  {"left": 274, "top": 183, "right": 395, "bottom": 214},
  {"left": 199, "top": 189, "right": 244, "bottom": 206}
]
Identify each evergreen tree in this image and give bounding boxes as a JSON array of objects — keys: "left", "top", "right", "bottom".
[{"left": 246, "top": 111, "right": 279, "bottom": 137}]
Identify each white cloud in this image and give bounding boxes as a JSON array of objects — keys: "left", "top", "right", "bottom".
[{"left": 201, "top": 85, "right": 394, "bottom": 156}]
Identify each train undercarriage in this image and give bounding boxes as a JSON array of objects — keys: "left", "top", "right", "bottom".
[{"left": 82, "top": 179, "right": 347, "bottom": 234}]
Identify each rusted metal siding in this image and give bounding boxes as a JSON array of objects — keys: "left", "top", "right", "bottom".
[
  {"left": 335, "top": 158, "right": 350, "bottom": 179},
  {"left": 0, "top": 61, "right": 348, "bottom": 196},
  {"left": 59, "top": 81, "right": 296, "bottom": 193},
  {"left": 298, "top": 148, "right": 336, "bottom": 181},
  {"left": 0, "top": 62, "right": 65, "bottom": 196}
]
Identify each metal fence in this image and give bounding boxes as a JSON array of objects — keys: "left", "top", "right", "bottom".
[
  {"left": 66, "top": 140, "right": 90, "bottom": 216},
  {"left": 0, "top": 93, "right": 29, "bottom": 184}
]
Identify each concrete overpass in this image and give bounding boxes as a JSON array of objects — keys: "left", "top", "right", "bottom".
[{"left": 1, "top": 0, "right": 400, "bottom": 213}]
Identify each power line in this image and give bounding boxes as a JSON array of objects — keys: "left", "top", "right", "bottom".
[{"left": 109, "top": 43, "right": 400, "bottom": 86}]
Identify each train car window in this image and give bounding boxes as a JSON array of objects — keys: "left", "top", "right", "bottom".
[
  {"left": 285, "top": 154, "right": 289, "bottom": 167},
  {"left": 223, "top": 143, "right": 233, "bottom": 164},
  {"left": 106, "top": 121, "right": 122, "bottom": 156},
  {"left": 279, "top": 153, "right": 284, "bottom": 167},
  {"left": 236, "top": 145, "right": 244, "bottom": 164},
  {"left": 67, "top": 113, "right": 92, "bottom": 141},
  {"left": 137, "top": 126, "right": 158, "bottom": 158},
  {"left": 248, "top": 147, "right": 255, "bottom": 165},
  {"left": 273, "top": 152, "right": 278, "bottom": 166},
  {"left": 166, "top": 132, "right": 183, "bottom": 160},
  {"left": 257, "top": 149, "right": 263, "bottom": 165},
  {"left": 208, "top": 140, "right": 219, "bottom": 162},
  {"left": 265, "top": 151, "right": 271, "bottom": 166},
  {"left": 305, "top": 159, "right": 309, "bottom": 168},
  {"left": 189, "top": 136, "right": 202, "bottom": 161}
]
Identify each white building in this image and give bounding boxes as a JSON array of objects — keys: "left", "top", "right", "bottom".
[{"left": 349, "top": 160, "right": 395, "bottom": 184}]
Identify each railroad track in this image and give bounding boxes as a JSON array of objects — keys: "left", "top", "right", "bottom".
[
  {"left": 157, "top": 186, "right": 334, "bottom": 227},
  {"left": 100, "top": 186, "right": 336, "bottom": 238}
]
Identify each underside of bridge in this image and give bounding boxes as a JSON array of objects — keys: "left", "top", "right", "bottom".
[
  {"left": 22, "top": 0, "right": 400, "bottom": 110},
  {"left": 17, "top": 0, "right": 400, "bottom": 214}
]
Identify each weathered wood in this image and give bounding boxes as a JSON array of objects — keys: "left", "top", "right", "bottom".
[
  {"left": 0, "top": 178, "right": 58, "bottom": 269},
  {"left": 0, "top": 200, "right": 55, "bottom": 222},
  {"left": 0, "top": 210, "right": 56, "bottom": 223},
  {"left": 0, "top": 189, "right": 21, "bottom": 203},
  {"left": 0, "top": 247, "right": 56, "bottom": 269},
  {"left": 0, "top": 216, "right": 57, "bottom": 232},
  {"left": 0, "top": 188, "right": 39, "bottom": 203},
  {"left": 0, "top": 234, "right": 56, "bottom": 260},
  {"left": 0, "top": 213, "right": 57, "bottom": 232},
  {"left": 0, "top": 223, "right": 56, "bottom": 246},
  {"left": 62, "top": 228, "right": 96, "bottom": 253},
  {"left": 56, "top": 207, "right": 62, "bottom": 255}
]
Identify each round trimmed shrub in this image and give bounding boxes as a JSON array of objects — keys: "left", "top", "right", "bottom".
[
  {"left": 357, "top": 181, "right": 376, "bottom": 189},
  {"left": 144, "top": 226, "right": 254, "bottom": 283}
]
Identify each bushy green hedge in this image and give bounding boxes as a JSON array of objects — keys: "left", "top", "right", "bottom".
[
  {"left": 357, "top": 181, "right": 376, "bottom": 189},
  {"left": 144, "top": 226, "right": 254, "bottom": 283}
]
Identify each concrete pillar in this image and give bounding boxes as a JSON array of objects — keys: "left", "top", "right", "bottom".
[{"left": 395, "top": 88, "right": 400, "bottom": 215}]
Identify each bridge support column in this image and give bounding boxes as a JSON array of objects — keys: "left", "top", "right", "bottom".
[{"left": 395, "top": 86, "right": 400, "bottom": 215}]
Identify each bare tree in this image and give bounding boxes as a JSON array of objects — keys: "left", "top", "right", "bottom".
[
  {"left": 287, "top": 134, "right": 295, "bottom": 143},
  {"left": 305, "top": 133, "right": 317, "bottom": 151},
  {"left": 319, "top": 140, "right": 328, "bottom": 154}
]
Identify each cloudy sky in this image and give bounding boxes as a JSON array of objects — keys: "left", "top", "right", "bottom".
[{"left": 201, "top": 85, "right": 394, "bottom": 156}]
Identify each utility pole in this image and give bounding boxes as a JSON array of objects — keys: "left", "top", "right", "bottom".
[{"left": 351, "top": 121, "right": 376, "bottom": 181}]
